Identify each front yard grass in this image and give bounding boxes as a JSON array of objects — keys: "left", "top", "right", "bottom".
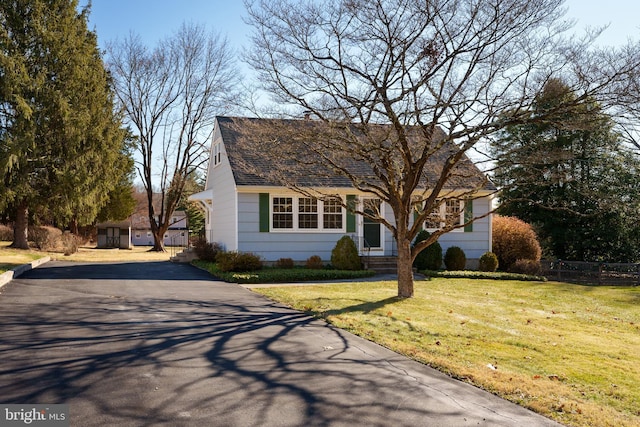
[{"left": 254, "top": 278, "right": 640, "bottom": 427}]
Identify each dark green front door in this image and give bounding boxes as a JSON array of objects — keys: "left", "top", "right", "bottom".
[{"left": 363, "top": 199, "right": 381, "bottom": 249}]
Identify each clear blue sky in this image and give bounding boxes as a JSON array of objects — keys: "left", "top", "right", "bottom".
[
  {"left": 84, "top": 1, "right": 639, "bottom": 51},
  {"left": 85, "top": 1, "right": 248, "bottom": 50}
]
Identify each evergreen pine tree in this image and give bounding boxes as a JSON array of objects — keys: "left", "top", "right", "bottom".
[{"left": 0, "top": 0, "right": 129, "bottom": 247}]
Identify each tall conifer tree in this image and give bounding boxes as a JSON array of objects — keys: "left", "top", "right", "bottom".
[
  {"left": 0, "top": 0, "right": 128, "bottom": 248},
  {"left": 492, "top": 79, "right": 640, "bottom": 261}
]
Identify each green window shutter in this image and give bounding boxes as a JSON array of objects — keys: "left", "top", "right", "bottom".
[
  {"left": 346, "top": 195, "right": 356, "bottom": 233},
  {"left": 259, "top": 193, "right": 270, "bottom": 232},
  {"left": 413, "top": 208, "right": 423, "bottom": 231},
  {"left": 464, "top": 199, "right": 473, "bottom": 232}
]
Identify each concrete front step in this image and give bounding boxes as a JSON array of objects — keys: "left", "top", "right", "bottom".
[
  {"left": 362, "top": 256, "right": 398, "bottom": 274},
  {"left": 170, "top": 248, "right": 198, "bottom": 263}
]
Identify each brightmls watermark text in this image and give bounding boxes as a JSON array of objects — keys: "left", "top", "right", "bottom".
[{"left": 0, "top": 405, "right": 68, "bottom": 427}]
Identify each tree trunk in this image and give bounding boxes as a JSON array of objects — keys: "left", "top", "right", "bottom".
[
  {"left": 69, "top": 217, "right": 79, "bottom": 235},
  {"left": 11, "top": 200, "right": 29, "bottom": 249},
  {"left": 151, "top": 224, "right": 169, "bottom": 252},
  {"left": 396, "top": 237, "right": 414, "bottom": 298}
]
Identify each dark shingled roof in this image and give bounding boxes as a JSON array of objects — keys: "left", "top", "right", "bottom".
[{"left": 216, "top": 116, "right": 496, "bottom": 191}]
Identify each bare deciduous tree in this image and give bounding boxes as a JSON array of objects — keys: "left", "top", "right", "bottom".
[
  {"left": 108, "top": 23, "right": 238, "bottom": 251},
  {"left": 243, "top": 0, "right": 639, "bottom": 297}
]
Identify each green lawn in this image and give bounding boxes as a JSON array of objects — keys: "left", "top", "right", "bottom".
[{"left": 253, "top": 278, "right": 640, "bottom": 427}]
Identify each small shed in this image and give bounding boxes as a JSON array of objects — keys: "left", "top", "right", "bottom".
[{"left": 96, "top": 221, "right": 132, "bottom": 249}]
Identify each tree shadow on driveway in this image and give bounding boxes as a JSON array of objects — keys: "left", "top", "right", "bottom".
[
  {"left": 0, "top": 262, "right": 558, "bottom": 426},
  {"left": 0, "top": 290, "right": 465, "bottom": 426}
]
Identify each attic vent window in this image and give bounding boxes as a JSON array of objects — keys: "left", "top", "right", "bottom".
[{"left": 213, "top": 142, "right": 222, "bottom": 166}]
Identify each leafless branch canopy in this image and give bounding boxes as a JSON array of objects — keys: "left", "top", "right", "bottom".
[
  {"left": 241, "top": 0, "right": 640, "bottom": 296},
  {"left": 107, "top": 23, "right": 239, "bottom": 249},
  {"left": 243, "top": 0, "right": 638, "bottom": 231}
]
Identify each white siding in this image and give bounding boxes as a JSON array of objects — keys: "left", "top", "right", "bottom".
[
  {"left": 432, "top": 197, "right": 492, "bottom": 260},
  {"left": 237, "top": 193, "right": 351, "bottom": 262},
  {"left": 234, "top": 193, "right": 492, "bottom": 263},
  {"left": 207, "top": 125, "right": 238, "bottom": 251}
]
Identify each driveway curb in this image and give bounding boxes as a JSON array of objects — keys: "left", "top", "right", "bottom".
[{"left": 0, "top": 256, "right": 50, "bottom": 289}]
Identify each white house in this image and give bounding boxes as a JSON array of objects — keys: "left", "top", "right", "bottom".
[
  {"left": 130, "top": 211, "right": 189, "bottom": 247},
  {"left": 190, "top": 116, "right": 495, "bottom": 266}
]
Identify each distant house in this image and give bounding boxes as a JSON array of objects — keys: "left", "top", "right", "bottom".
[
  {"left": 96, "top": 221, "right": 132, "bottom": 249},
  {"left": 130, "top": 211, "right": 189, "bottom": 247},
  {"left": 190, "top": 116, "right": 495, "bottom": 264}
]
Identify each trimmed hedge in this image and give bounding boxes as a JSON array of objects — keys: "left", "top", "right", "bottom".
[
  {"left": 216, "top": 251, "right": 262, "bottom": 272},
  {"left": 420, "top": 269, "right": 546, "bottom": 282},
  {"left": 492, "top": 215, "right": 541, "bottom": 271},
  {"left": 0, "top": 224, "right": 13, "bottom": 241},
  {"left": 413, "top": 230, "right": 443, "bottom": 271},
  {"left": 193, "top": 260, "right": 375, "bottom": 284},
  {"left": 305, "top": 255, "right": 324, "bottom": 270},
  {"left": 444, "top": 246, "right": 466, "bottom": 271},
  {"left": 331, "top": 235, "right": 361, "bottom": 270},
  {"left": 29, "top": 226, "right": 62, "bottom": 251},
  {"left": 275, "top": 258, "right": 295, "bottom": 269},
  {"left": 478, "top": 251, "right": 499, "bottom": 272}
]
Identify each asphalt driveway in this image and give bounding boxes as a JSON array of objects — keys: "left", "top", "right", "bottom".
[{"left": 0, "top": 261, "right": 562, "bottom": 426}]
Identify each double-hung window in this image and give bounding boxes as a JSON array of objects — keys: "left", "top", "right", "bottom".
[
  {"left": 423, "top": 199, "right": 464, "bottom": 231},
  {"left": 273, "top": 197, "right": 293, "bottom": 229},
  {"left": 323, "top": 198, "right": 343, "bottom": 230},
  {"left": 272, "top": 196, "right": 344, "bottom": 231},
  {"left": 298, "top": 197, "right": 319, "bottom": 229}
]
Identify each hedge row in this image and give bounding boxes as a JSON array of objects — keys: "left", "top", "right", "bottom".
[
  {"left": 192, "top": 260, "right": 375, "bottom": 284},
  {"left": 420, "top": 269, "right": 546, "bottom": 282}
]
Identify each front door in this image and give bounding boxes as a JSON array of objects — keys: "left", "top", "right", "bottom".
[
  {"left": 106, "top": 227, "right": 120, "bottom": 248},
  {"left": 362, "top": 198, "right": 382, "bottom": 251}
]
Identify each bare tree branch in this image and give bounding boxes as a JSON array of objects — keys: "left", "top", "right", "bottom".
[
  {"left": 108, "top": 23, "right": 239, "bottom": 251},
  {"left": 239, "top": 0, "right": 639, "bottom": 297}
]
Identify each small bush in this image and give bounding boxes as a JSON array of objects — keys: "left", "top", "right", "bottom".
[
  {"left": 192, "top": 239, "right": 222, "bottom": 262},
  {"left": 0, "top": 224, "right": 13, "bottom": 241},
  {"left": 275, "top": 257, "right": 295, "bottom": 269},
  {"left": 478, "top": 251, "right": 499, "bottom": 272},
  {"left": 444, "top": 246, "right": 466, "bottom": 271},
  {"left": 28, "top": 226, "right": 62, "bottom": 251},
  {"left": 305, "top": 255, "right": 324, "bottom": 270},
  {"left": 62, "top": 232, "right": 80, "bottom": 256},
  {"left": 331, "top": 235, "right": 361, "bottom": 270},
  {"left": 509, "top": 259, "right": 542, "bottom": 276},
  {"left": 216, "top": 251, "right": 262, "bottom": 272},
  {"left": 413, "top": 230, "right": 443, "bottom": 271},
  {"left": 492, "top": 215, "right": 542, "bottom": 271}
]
